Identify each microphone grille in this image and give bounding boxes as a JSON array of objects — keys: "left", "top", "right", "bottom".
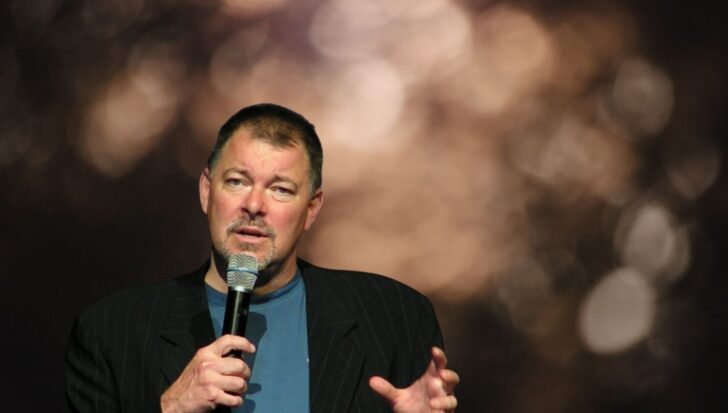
[{"left": 226, "top": 254, "right": 258, "bottom": 292}]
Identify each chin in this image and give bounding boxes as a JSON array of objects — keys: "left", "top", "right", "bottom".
[{"left": 216, "top": 241, "right": 276, "bottom": 270}]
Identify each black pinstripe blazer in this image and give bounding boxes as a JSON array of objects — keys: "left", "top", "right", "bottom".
[{"left": 66, "top": 259, "right": 443, "bottom": 412}]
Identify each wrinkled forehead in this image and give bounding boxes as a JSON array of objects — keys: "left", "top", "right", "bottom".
[{"left": 217, "top": 128, "right": 310, "bottom": 171}]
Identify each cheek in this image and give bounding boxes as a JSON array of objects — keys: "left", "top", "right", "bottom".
[
  {"left": 209, "top": 196, "right": 238, "bottom": 225},
  {"left": 269, "top": 208, "right": 305, "bottom": 234}
]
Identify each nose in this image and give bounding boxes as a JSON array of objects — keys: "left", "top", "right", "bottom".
[{"left": 241, "top": 186, "right": 266, "bottom": 217}]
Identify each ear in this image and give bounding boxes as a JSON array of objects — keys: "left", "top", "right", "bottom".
[
  {"left": 304, "top": 189, "right": 324, "bottom": 231},
  {"left": 199, "top": 168, "right": 211, "bottom": 215}
]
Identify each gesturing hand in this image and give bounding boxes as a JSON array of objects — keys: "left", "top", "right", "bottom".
[
  {"left": 160, "top": 334, "right": 256, "bottom": 413},
  {"left": 369, "top": 347, "right": 459, "bottom": 413}
]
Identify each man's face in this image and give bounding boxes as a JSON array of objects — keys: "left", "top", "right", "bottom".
[{"left": 199, "top": 128, "right": 322, "bottom": 279}]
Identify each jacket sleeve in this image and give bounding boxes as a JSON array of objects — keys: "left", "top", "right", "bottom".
[
  {"left": 65, "top": 315, "right": 122, "bottom": 412},
  {"left": 407, "top": 294, "right": 445, "bottom": 384}
]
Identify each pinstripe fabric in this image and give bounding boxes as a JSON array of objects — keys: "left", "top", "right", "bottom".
[{"left": 66, "top": 260, "right": 443, "bottom": 412}]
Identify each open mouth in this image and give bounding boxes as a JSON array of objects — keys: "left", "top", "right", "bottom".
[{"left": 233, "top": 226, "right": 269, "bottom": 239}]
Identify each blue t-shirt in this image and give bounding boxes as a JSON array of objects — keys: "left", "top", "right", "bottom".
[{"left": 206, "top": 271, "right": 310, "bottom": 413}]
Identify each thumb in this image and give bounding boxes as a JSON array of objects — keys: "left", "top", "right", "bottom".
[{"left": 369, "top": 376, "right": 399, "bottom": 402}]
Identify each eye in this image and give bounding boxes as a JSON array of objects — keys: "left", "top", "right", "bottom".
[
  {"left": 224, "top": 178, "right": 246, "bottom": 188},
  {"left": 270, "top": 185, "right": 295, "bottom": 198}
]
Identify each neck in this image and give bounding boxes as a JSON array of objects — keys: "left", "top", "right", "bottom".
[{"left": 204, "top": 253, "right": 298, "bottom": 296}]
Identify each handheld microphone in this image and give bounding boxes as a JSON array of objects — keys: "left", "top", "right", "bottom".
[{"left": 222, "top": 253, "right": 258, "bottom": 357}]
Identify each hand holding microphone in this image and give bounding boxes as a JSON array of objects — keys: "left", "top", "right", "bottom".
[{"left": 160, "top": 254, "right": 258, "bottom": 413}]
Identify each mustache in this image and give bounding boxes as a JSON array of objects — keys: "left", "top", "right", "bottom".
[{"left": 226, "top": 217, "right": 275, "bottom": 237}]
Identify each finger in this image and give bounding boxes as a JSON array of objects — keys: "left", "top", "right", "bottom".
[
  {"left": 439, "top": 369, "right": 460, "bottom": 394},
  {"left": 212, "top": 357, "right": 251, "bottom": 378},
  {"left": 195, "top": 361, "right": 241, "bottom": 386},
  {"left": 216, "top": 375, "right": 248, "bottom": 395},
  {"left": 431, "top": 346, "right": 448, "bottom": 370},
  {"left": 213, "top": 388, "right": 244, "bottom": 407},
  {"left": 368, "top": 376, "right": 400, "bottom": 403},
  {"left": 430, "top": 394, "right": 458, "bottom": 411},
  {"left": 215, "top": 334, "right": 256, "bottom": 356},
  {"left": 195, "top": 366, "right": 248, "bottom": 395}
]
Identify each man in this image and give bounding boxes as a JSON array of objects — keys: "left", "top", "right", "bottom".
[{"left": 66, "top": 103, "right": 459, "bottom": 412}]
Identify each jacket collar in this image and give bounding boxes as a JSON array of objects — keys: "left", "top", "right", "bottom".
[
  {"left": 300, "top": 260, "right": 365, "bottom": 413},
  {"left": 157, "top": 259, "right": 365, "bottom": 413},
  {"left": 159, "top": 262, "right": 216, "bottom": 385}
]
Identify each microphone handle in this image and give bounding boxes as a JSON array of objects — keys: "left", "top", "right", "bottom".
[{"left": 222, "top": 289, "right": 252, "bottom": 358}]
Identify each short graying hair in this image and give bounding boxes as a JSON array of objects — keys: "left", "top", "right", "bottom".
[{"left": 207, "top": 103, "right": 323, "bottom": 194}]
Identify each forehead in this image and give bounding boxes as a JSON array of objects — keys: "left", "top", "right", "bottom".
[{"left": 218, "top": 128, "right": 310, "bottom": 171}]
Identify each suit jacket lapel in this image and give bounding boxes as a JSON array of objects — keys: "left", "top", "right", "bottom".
[
  {"left": 159, "top": 265, "right": 217, "bottom": 386},
  {"left": 154, "top": 260, "right": 367, "bottom": 412},
  {"left": 302, "top": 261, "right": 365, "bottom": 413}
]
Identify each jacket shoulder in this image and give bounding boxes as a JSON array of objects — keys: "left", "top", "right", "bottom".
[
  {"left": 299, "top": 260, "right": 443, "bottom": 390},
  {"left": 301, "top": 260, "right": 429, "bottom": 298},
  {"left": 299, "top": 260, "right": 437, "bottom": 326},
  {"left": 74, "top": 269, "right": 202, "bottom": 332}
]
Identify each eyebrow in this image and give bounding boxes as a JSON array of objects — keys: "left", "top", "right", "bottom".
[{"left": 223, "top": 168, "right": 299, "bottom": 187}]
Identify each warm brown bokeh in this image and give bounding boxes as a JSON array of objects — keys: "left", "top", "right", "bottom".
[{"left": 1, "top": 0, "right": 726, "bottom": 411}]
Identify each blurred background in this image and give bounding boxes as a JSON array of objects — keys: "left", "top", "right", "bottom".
[{"left": 1, "top": 0, "right": 726, "bottom": 411}]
